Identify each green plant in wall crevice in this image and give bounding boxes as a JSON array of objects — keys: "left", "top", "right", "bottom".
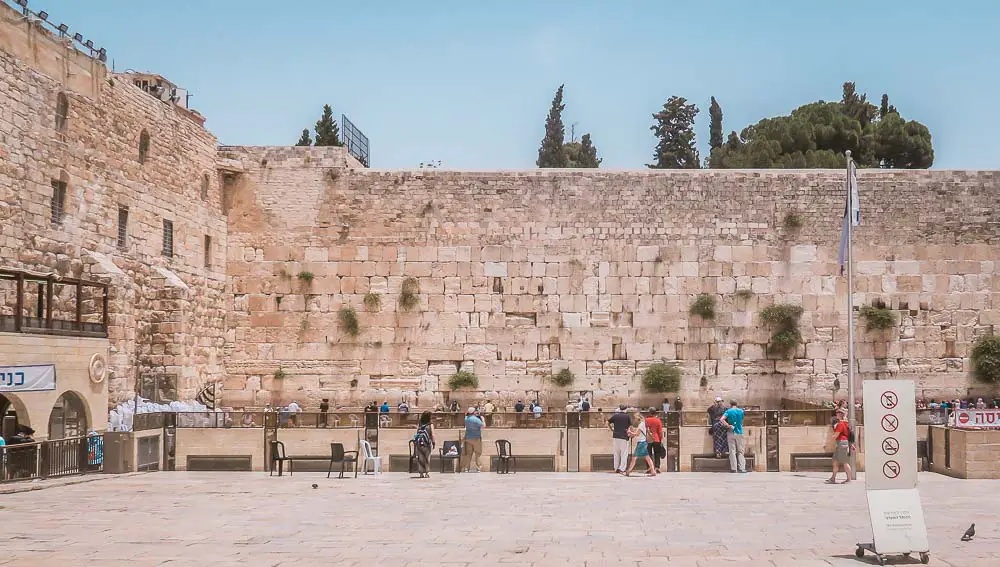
[
  {"left": 971, "top": 335, "right": 1000, "bottom": 385},
  {"left": 689, "top": 294, "right": 716, "bottom": 320},
  {"left": 550, "top": 368, "right": 575, "bottom": 388},
  {"left": 338, "top": 305, "right": 360, "bottom": 337},
  {"left": 398, "top": 277, "right": 420, "bottom": 311},
  {"left": 760, "top": 303, "right": 804, "bottom": 359},
  {"left": 363, "top": 292, "right": 382, "bottom": 312},
  {"left": 860, "top": 299, "right": 895, "bottom": 331},
  {"left": 641, "top": 363, "right": 681, "bottom": 393},
  {"left": 448, "top": 371, "right": 479, "bottom": 390}
]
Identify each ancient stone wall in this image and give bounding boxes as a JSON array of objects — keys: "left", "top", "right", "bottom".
[
  {"left": 224, "top": 154, "right": 1000, "bottom": 409},
  {"left": 1, "top": 3, "right": 227, "bottom": 404}
]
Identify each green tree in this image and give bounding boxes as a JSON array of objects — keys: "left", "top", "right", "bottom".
[
  {"left": 648, "top": 96, "right": 700, "bottom": 169},
  {"left": 295, "top": 128, "right": 312, "bottom": 146},
  {"left": 708, "top": 96, "right": 724, "bottom": 151},
  {"left": 537, "top": 85, "right": 568, "bottom": 168},
  {"left": 708, "top": 82, "right": 933, "bottom": 169},
  {"left": 314, "top": 104, "right": 341, "bottom": 147},
  {"left": 565, "top": 133, "right": 601, "bottom": 167}
]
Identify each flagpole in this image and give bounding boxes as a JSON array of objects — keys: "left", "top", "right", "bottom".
[{"left": 845, "top": 150, "right": 857, "bottom": 480}]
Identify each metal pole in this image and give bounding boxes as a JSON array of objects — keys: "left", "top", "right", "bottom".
[{"left": 845, "top": 151, "right": 857, "bottom": 480}]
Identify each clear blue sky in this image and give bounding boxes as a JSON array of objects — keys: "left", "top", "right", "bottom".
[{"left": 33, "top": 0, "right": 1000, "bottom": 169}]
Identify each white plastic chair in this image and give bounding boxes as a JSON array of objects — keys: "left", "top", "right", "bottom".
[{"left": 359, "top": 440, "right": 382, "bottom": 477}]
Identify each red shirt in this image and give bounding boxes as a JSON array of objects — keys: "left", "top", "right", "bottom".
[
  {"left": 644, "top": 416, "right": 663, "bottom": 443},
  {"left": 834, "top": 420, "right": 850, "bottom": 441}
]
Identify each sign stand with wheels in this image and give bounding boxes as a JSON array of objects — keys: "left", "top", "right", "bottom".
[{"left": 855, "top": 380, "right": 930, "bottom": 565}]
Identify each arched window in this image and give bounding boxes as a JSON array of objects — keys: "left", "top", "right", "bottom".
[
  {"left": 48, "top": 391, "right": 89, "bottom": 440},
  {"left": 55, "top": 92, "right": 69, "bottom": 133},
  {"left": 138, "top": 129, "right": 150, "bottom": 164},
  {"left": 201, "top": 173, "right": 210, "bottom": 200}
]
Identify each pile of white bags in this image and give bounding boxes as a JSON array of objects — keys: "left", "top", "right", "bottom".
[{"left": 108, "top": 398, "right": 213, "bottom": 432}]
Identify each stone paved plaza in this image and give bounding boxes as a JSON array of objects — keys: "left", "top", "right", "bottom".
[{"left": 2, "top": 471, "right": 999, "bottom": 566}]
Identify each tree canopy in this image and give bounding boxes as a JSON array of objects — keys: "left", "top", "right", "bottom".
[
  {"left": 708, "top": 82, "right": 933, "bottom": 169},
  {"left": 295, "top": 129, "right": 312, "bottom": 146},
  {"left": 314, "top": 104, "right": 341, "bottom": 147},
  {"left": 565, "top": 133, "right": 601, "bottom": 168},
  {"left": 708, "top": 96, "right": 724, "bottom": 151},
  {"left": 648, "top": 96, "right": 700, "bottom": 169},
  {"left": 537, "top": 85, "right": 569, "bottom": 168}
]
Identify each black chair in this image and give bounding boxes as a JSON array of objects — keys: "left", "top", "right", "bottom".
[
  {"left": 327, "top": 442, "right": 358, "bottom": 479},
  {"left": 439, "top": 440, "right": 461, "bottom": 473},
  {"left": 495, "top": 439, "right": 517, "bottom": 474},
  {"left": 408, "top": 440, "right": 416, "bottom": 474},
  {"left": 269, "top": 440, "right": 292, "bottom": 476}
]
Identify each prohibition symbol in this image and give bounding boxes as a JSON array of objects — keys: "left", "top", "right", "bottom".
[
  {"left": 881, "top": 414, "right": 899, "bottom": 433},
  {"left": 880, "top": 391, "right": 898, "bottom": 410},
  {"left": 881, "top": 437, "right": 899, "bottom": 456},
  {"left": 883, "top": 460, "right": 901, "bottom": 479}
]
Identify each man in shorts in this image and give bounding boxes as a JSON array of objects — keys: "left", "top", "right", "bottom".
[{"left": 827, "top": 409, "right": 854, "bottom": 484}]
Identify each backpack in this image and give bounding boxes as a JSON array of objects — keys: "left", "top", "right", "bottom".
[{"left": 414, "top": 425, "right": 431, "bottom": 447}]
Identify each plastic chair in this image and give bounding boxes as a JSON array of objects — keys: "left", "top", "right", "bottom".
[
  {"left": 495, "top": 439, "right": 517, "bottom": 474},
  {"left": 439, "top": 440, "right": 461, "bottom": 473},
  {"left": 360, "top": 440, "right": 382, "bottom": 476},
  {"left": 269, "top": 440, "right": 292, "bottom": 476},
  {"left": 327, "top": 442, "right": 358, "bottom": 479}
]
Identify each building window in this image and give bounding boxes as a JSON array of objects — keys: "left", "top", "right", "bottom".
[
  {"left": 138, "top": 129, "right": 150, "bottom": 164},
  {"left": 201, "top": 173, "right": 209, "bottom": 200},
  {"left": 50, "top": 180, "right": 67, "bottom": 224},
  {"left": 55, "top": 92, "right": 69, "bottom": 133},
  {"left": 162, "top": 219, "right": 174, "bottom": 257},
  {"left": 204, "top": 235, "right": 212, "bottom": 267},
  {"left": 117, "top": 206, "right": 129, "bottom": 250}
]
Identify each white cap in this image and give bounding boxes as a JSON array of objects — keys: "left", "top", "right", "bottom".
[{"left": 715, "top": 396, "right": 723, "bottom": 402}]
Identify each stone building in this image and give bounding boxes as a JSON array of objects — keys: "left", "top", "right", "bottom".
[{"left": 2, "top": 2, "right": 999, "bottom": 437}]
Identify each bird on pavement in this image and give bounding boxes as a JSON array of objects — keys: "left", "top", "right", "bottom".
[
  {"left": 311, "top": 483, "right": 318, "bottom": 489},
  {"left": 962, "top": 524, "right": 975, "bottom": 541}
]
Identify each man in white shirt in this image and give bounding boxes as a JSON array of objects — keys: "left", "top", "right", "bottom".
[{"left": 286, "top": 400, "right": 301, "bottom": 427}]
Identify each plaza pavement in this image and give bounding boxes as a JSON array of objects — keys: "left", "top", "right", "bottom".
[{"left": 1, "top": 471, "right": 997, "bottom": 566}]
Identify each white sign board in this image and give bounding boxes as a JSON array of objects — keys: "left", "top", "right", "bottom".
[
  {"left": 954, "top": 409, "right": 1000, "bottom": 429},
  {"left": 862, "top": 380, "right": 929, "bottom": 555},
  {"left": 866, "top": 489, "right": 929, "bottom": 554},
  {"left": 863, "top": 380, "right": 917, "bottom": 490},
  {"left": 0, "top": 364, "right": 56, "bottom": 392}
]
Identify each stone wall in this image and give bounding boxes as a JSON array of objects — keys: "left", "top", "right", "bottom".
[
  {"left": 1, "top": 2, "right": 227, "bottom": 404},
  {"left": 224, "top": 154, "right": 1000, "bottom": 409}
]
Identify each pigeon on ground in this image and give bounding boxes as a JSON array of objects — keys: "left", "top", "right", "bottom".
[
  {"left": 962, "top": 523, "right": 975, "bottom": 541},
  {"left": 311, "top": 483, "right": 319, "bottom": 489}
]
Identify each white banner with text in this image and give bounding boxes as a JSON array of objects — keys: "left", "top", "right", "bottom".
[{"left": 0, "top": 364, "right": 57, "bottom": 392}]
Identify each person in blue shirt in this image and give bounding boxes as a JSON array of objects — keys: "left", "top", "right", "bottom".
[
  {"left": 719, "top": 400, "right": 748, "bottom": 473},
  {"left": 461, "top": 408, "right": 485, "bottom": 472},
  {"left": 380, "top": 401, "right": 390, "bottom": 413}
]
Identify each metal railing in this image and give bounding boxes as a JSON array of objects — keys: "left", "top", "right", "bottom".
[
  {"left": 0, "top": 267, "right": 108, "bottom": 338},
  {"left": 341, "top": 114, "right": 369, "bottom": 167},
  {"left": 160, "top": 409, "right": 949, "bottom": 430},
  {"left": 1, "top": 0, "right": 108, "bottom": 62},
  {"left": 1, "top": 434, "right": 103, "bottom": 483}
]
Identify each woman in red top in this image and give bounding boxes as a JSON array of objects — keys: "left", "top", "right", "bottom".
[
  {"left": 644, "top": 408, "right": 664, "bottom": 473},
  {"left": 826, "top": 409, "right": 854, "bottom": 484}
]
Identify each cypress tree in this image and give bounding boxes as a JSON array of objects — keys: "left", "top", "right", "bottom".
[
  {"left": 295, "top": 128, "right": 312, "bottom": 146},
  {"left": 314, "top": 104, "right": 341, "bottom": 147},
  {"left": 536, "top": 85, "right": 568, "bottom": 168},
  {"left": 648, "top": 96, "right": 700, "bottom": 169},
  {"left": 709, "top": 96, "right": 724, "bottom": 151}
]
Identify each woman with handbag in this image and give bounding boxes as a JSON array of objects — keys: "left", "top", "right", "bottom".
[{"left": 413, "top": 411, "right": 436, "bottom": 478}]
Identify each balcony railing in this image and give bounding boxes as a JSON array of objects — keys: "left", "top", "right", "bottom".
[
  {"left": 0, "top": 434, "right": 104, "bottom": 483},
  {"left": 0, "top": 268, "right": 108, "bottom": 338}
]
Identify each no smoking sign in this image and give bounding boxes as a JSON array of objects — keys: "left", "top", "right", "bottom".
[{"left": 881, "top": 437, "right": 899, "bottom": 456}]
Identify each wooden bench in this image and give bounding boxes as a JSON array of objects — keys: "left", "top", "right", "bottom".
[
  {"left": 269, "top": 441, "right": 341, "bottom": 476},
  {"left": 490, "top": 455, "right": 554, "bottom": 472},
  {"left": 187, "top": 455, "right": 252, "bottom": 471},
  {"left": 691, "top": 454, "right": 756, "bottom": 472},
  {"left": 790, "top": 453, "right": 833, "bottom": 472}
]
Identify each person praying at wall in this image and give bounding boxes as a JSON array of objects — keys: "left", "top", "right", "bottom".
[{"left": 708, "top": 397, "right": 728, "bottom": 459}]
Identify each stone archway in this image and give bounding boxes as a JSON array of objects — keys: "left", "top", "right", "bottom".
[
  {"left": 47, "top": 391, "right": 89, "bottom": 440},
  {"left": 0, "top": 392, "right": 30, "bottom": 437}
]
